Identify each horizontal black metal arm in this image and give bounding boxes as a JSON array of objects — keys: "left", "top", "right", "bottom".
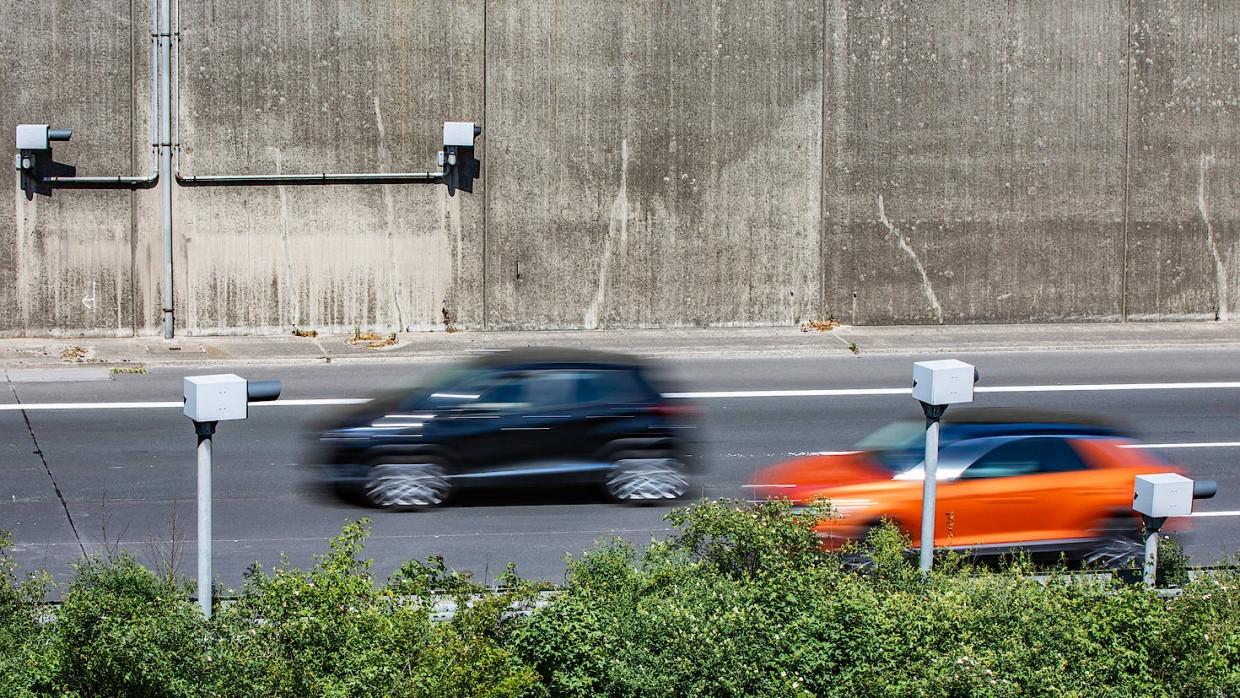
[
  {"left": 175, "top": 171, "right": 444, "bottom": 186},
  {"left": 44, "top": 175, "right": 159, "bottom": 190}
]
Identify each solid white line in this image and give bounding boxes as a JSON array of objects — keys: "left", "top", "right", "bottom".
[
  {"left": 975, "top": 382, "right": 1240, "bottom": 394},
  {"left": 1126, "top": 442, "right": 1240, "bottom": 450},
  {"left": 0, "top": 398, "right": 369, "bottom": 411},
  {"left": 263, "top": 398, "right": 371, "bottom": 407},
  {"left": 669, "top": 381, "right": 1240, "bottom": 399},
  {"left": 4, "top": 380, "right": 1240, "bottom": 410},
  {"left": 0, "top": 401, "right": 181, "bottom": 411},
  {"left": 668, "top": 388, "right": 908, "bottom": 398},
  {"left": 1190, "top": 511, "right": 1240, "bottom": 518}
]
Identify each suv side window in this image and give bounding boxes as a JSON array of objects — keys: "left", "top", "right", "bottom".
[
  {"left": 960, "top": 437, "right": 1089, "bottom": 480},
  {"left": 583, "top": 369, "right": 650, "bottom": 403},
  {"left": 522, "top": 371, "right": 580, "bottom": 408},
  {"left": 427, "top": 371, "right": 525, "bottom": 409}
]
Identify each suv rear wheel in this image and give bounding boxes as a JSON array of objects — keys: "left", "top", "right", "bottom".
[{"left": 363, "top": 458, "right": 452, "bottom": 510}]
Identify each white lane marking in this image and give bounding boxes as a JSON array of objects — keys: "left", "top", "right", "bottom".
[
  {"left": 669, "top": 381, "right": 1240, "bottom": 399},
  {"left": 670, "top": 388, "right": 907, "bottom": 398},
  {"left": 1128, "top": 442, "right": 1240, "bottom": 450},
  {"left": 263, "top": 399, "right": 370, "bottom": 407},
  {"left": 726, "top": 443, "right": 1240, "bottom": 461},
  {"left": 4, "top": 379, "right": 1240, "bottom": 410},
  {"left": 0, "top": 398, "right": 369, "bottom": 411},
  {"left": 11, "top": 527, "right": 678, "bottom": 550},
  {"left": 0, "top": 401, "right": 182, "bottom": 410},
  {"left": 975, "top": 382, "right": 1240, "bottom": 394}
]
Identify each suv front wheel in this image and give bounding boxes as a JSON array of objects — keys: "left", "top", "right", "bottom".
[
  {"left": 606, "top": 457, "right": 689, "bottom": 502},
  {"left": 363, "top": 458, "right": 452, "bottom": 510}
]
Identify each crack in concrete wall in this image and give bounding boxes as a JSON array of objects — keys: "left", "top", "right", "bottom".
[
  {"left": 275, "top": 190, "right": 301, "bottom": 327},
  {"left": 5, "top": 2, "right": 1237, "bottom": 333},
  {"left": 13, "top": 186, "right": 36, "bottom": 331},
  {"left": 877, "top": 194, "right": 943, "bottom": 324},
  {"left": 1198, "top": 151, "right": 1227, "bottom": 321},
  {"left": 375, "top": 95, "right": 405, "bottom": 330},
  {"left": 585, "top": 138, "right": 629, "bottom": 329}
]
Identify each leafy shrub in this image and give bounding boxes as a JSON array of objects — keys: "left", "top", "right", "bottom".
[
  {"left": 2, "top": 503, "right": 1240, "bottom": 696},
  {"left": 661, "top": 497, "right": 835, "bottom": 578},
  {"left": 1158, "top": 559, "right": 1240, "bottom": 695},
  {"left": 1157, "top": 533, "right": 1191, "bottom": 587},
  {"left": 515, "top": 498, "right": 1240, "bottom": 698},
  {"left": 206, "top": 519, "right": 544, "bottom": 698},
  {"left": 513, "top": 498, "right": 869, "bottom": 697},
  {"left": 0, "top": 531, "right": 55, "bottom": 697},
  {"left": 54, "top": 548, "right": 206, "bottom": 697}
]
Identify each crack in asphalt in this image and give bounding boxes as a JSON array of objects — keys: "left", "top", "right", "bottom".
[{"left": 4, "top": 369, "right": 87, "bottom": 558}]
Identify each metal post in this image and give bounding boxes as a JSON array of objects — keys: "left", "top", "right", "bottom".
[
  {"left": 1143, "top": 529, "right": 1159, "bottom": 589},
  {"left": 160, "top": 0, "right": 174, "bottom": 338},
  {"left": 1140, "top": 514, "right": 1167, "bottom": 589},
  {"left": 195, "top": 421, "right": 216, "bottom": 617},
  {"left": 919, "top": 413, "right": 942, "bottom": 572}
]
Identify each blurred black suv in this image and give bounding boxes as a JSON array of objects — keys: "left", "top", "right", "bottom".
[{"left": 310, "top": 348, "right": 698, "bottom": 509}]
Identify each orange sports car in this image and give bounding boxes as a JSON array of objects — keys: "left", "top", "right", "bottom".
[{"left": 748, "top": 411, "right": 1189, "bottom": 565}]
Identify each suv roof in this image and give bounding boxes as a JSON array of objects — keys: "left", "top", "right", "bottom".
[{"left": 464, "top": 347, "right": 646, "bottom": 369}]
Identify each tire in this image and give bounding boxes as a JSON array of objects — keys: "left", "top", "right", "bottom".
[
  {"left": 605, "top": 457, "right": 689, "bottom": 503},
  {"left": 1080, "top": 515, "right": 1144, "bottom": 569},
  {"left": 363, "top": 457, "right": 452, "bottom": 511}
]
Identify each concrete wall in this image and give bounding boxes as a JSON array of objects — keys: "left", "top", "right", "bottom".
[
  {"left": 485, "top": 0, "right": 823, "bottom": 330},
  {"left": 1126, "top": 0, "right": 1240, "bottom": 321},
  {"left": 2, "top": 0, "right": 1237, "bottom": 336}
]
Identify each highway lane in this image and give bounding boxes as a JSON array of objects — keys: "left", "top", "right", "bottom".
[{"left": 3, "top": 347, "right": 1240, "bottom": 591}]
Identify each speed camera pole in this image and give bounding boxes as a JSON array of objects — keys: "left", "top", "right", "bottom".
[
  {"left": 918, "top": 403, "right": 946, "bottom": 573},
  {"left": 195, "top": 420, "right": 216, "bottom": 618},
  {"left": 184, "top": 375, "right": 281, "bottom": 618},
  {"left": 911, "top": 360, "right": 977, "bottom": 573},
  {"left": 1132, "top": 474, "right": 1217, "bottom": 588}
]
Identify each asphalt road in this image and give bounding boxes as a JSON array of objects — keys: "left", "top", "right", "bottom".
[{"left": 3, "top": 347, "right": 1240, "bottom": 593}]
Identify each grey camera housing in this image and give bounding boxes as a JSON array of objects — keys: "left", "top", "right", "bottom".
[
  {"left": 1133, "top": 473, "right": 1194, "bottom": 518},
  {"left": 184, "top": 374, "right": 250, "bottom": 422},
  {"left": 912, "top": 359, "right": 976, "bottom": 406},
  {"left": 16, "top": 124, "right": 72, "bottom": 150}
]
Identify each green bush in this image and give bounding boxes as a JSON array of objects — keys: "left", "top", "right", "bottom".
[
  {"left": 206, "top": 519, "right": 544, "bottom": 698},
  {"left": 54, "top": 548, "right": 206, "bottom": 697},
  {"left": 0, "top": 531, "right": 55, "bottom": 698},
  {"left": 2, "top": 504, "right": 1239, "bottom": 696},
  {"left": 513, "top": 498, "right": 1240, "bottom": 698}
]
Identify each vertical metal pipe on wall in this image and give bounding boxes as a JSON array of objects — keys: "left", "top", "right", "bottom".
[{"left": 160, "top": 0, "right": 174, "bottom": 338}]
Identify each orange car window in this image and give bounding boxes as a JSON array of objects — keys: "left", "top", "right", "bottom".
[{"left": 959, "top": 437, "right": 1089, "bottom": 480}]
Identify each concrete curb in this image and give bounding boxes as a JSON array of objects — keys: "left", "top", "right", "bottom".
[{"left": 2, "top": 322, "right": 1239, "bottom": 370}]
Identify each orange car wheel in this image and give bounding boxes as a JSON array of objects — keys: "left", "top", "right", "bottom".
[{"left": 1080, "top": 515, "right": 1143, "bottom": 569}]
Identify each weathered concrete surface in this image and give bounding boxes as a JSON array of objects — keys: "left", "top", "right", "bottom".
[
  {"left": 4, "top": 2, "right": 147, "bottom": 336},
  {"left": 1125, "top": 1, "right": 1240, "bottom": 321},
  {"left": 2, "top": 0, "right": 1238, "bottom": 335},
  {"left": 824, "top": 0, "right": 1130, "bottom": 325},
  {"left": 175, "top": 1, "right": 485, "bottom": 334},
  {"left": 485, "top": 0, "right": 824, "bottom": 329}
]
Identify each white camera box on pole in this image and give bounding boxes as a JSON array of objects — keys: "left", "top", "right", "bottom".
[
  {"left": 184, "top": 374, "right": 248, "bottom": 422},
  {"left": 1133, "top": 473, "right": 1194, "bottom": 518},
  {"left": 912, "top": 359, "right": 976, "bottom": 406}
]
